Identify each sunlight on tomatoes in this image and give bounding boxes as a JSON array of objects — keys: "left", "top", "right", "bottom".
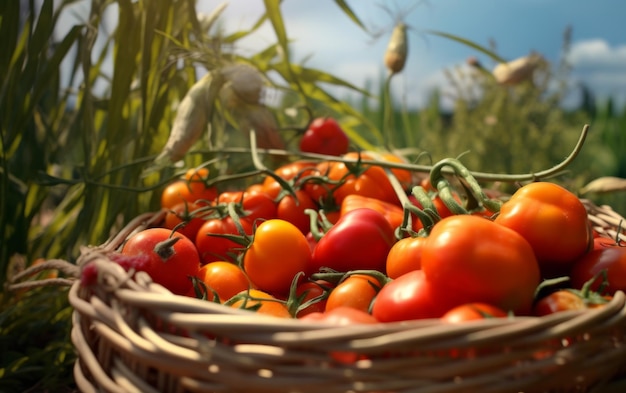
[{"left": 243, "top": 219, "right": 312, "bottom": 296}]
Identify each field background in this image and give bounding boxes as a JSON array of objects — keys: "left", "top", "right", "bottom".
[{"left": 1, "top": 1, "right": 625, "bottom": 391}]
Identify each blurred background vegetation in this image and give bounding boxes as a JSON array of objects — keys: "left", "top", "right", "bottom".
[{"left": 1, "top": 0, "right": 625, "bottom": 391}]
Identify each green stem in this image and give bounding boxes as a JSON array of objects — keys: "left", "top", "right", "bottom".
[
  {"left": 430, "top": 158, "right": 503, "bottom": 214},
  {"left": 221, "top": 124, "right": 590, "bottom": 183}
]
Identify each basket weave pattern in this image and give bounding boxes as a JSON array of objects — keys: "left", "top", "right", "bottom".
[{"left": 69, "top": 203, "right": 626, "bottom": 393}]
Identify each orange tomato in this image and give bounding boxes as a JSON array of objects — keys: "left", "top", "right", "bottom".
[
  {"left": 190, "top": 261, "right": 251, "bottom": 302},
  {"left": 230, "top": 289, "right": 291, "bottom": 318}
]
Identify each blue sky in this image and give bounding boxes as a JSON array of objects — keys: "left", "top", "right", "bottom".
[
  {"left": 58, "top": 0, "right": 626, "bottom": 110},
  {"left": 197, "top": 0, "right": 626, "bottom": 110}
]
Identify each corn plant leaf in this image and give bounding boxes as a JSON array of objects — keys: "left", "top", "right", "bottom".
[
  {"left": 333, "top": 0, "right": 368, "bottom": 31},
  {"left": 427, "top": 30, "right": 507, "bottom": 64}
]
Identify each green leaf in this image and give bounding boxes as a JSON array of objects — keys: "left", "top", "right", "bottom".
[
  {"left": 426, "top": 30, "right": 507, "bottom": 63},
  {"left": 333, "top": 0, "right": 368, "bottom": 31}
]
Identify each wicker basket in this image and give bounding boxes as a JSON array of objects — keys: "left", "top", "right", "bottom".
[{"left": 68, "top": 201, "right": 626, "bottom": 393}]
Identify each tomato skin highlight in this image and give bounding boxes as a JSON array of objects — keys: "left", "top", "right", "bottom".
[
  {"left": 533, "top": 290, "right": 587, "bottom": 316},
  {"left": 243, "top": 219, "right": 312, "bottom": 296},
  {"left": 121, "top": 228, "right": 201, "bottom": 295},
  {"left": 385, "top": 236, "right": 426, "bottom": 279},
  {"left": 190, "top": 261, "right": 251, "bottom": 302},
  {"left": 325, "top": 274, "right": 380, "bottom": 313},
  {"left": 299, "top": 117, "right": 350, "bottom": 157},
  {"left": 441, "top": 303, "right": 508, "bottom": 323},
  {"left": 276, "top": 189, "right": 319, "bottom": 234},
  {"left": 422, "top": 215, "right": 541, "bottom": 315},
  {"left": 163, "top": 202, "right": 206, "bottom": 241},
  {"left": 195, "top": 217, "right": 253, "bottom": 264},
  {"left": 310, "top": 208, "right": 396, "bottom": 274},
  {"left": 494, "top": 182, "right": 592, "bottom": 277},
  {"left": 371, "top": 270, "right": 443, "bottom": 322},
  {"left": 570, "top": 245, "right": 626, "bottom": 295}
]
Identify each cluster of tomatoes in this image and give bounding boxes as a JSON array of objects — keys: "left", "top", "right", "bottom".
[{"left": 81, "top": 119, "right": 626, "bottom": 327}]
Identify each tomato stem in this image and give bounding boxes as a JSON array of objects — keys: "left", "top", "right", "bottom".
[{"left": 154, "top": 237, "right": 181, "bottom": 261}]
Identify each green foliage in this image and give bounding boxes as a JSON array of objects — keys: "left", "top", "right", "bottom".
[{"left": 0, "top": 1, "right": 388, "bottom": 389}]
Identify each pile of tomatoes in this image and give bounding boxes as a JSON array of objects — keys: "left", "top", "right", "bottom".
[{"left": 81, "top": 119, "right": 626, "bottom": 327}]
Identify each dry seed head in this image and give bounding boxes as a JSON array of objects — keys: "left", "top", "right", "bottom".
[
  {"left": 492, "top": 53, "right": 544, "bottom": 86},
  {"left": 580, "top": 176, "right": 626, "bottom": 195},
  {"left": 384, "top": 22, "right": 408, "bottom": 75},
  {"left": 220, "top": 63, "right": 266, "bottom": 106},
  {"left": 149, "top": 72, "right": 224, "bottom": 172}
]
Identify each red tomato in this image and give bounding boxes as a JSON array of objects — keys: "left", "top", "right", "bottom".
[
  {"left": 310, "top": 208, "right": 396, "bottom": 274},
  {"left": 218, "top": 190, "right": 277, "bottom": 224},
  {"left": 494, "top": 182, "right": 592, "bottom": 277},
  {"left": 295, "top": 280, "right": 332, "bottom": 318},
  {"left": 301, "top": 306, "right": 378, "bottom": 325},
  {"left": 325, "top": 274, "right": 381, "bottom": 313},
  {"left": 261, "top": 161, "right": 317, "bottom": 199},
  {"left": 299, "top": 117, "right": 350, "bottom": 156},
  {"left": 421, "top": 215, "right": 541, "bottom": 315},
  {"left": 340, "top": 194, "right": 404, "bottom": 230},
  {"left": 189, "top": 261, "right": 251, "bottom": 302},
  {"left": 195, "top": 216, "right": 253, "bottom": 264},
  {"left": 441, "top": 303, "right": 508, "bottom": 323},
  {"left": 121, "top": 228, "right": 201, "bottom": 295},
  {"left": 243, "top": 219, "right": 312, "bottom": 296},
  {"left": 300, "top": 306, "right": 378, "bottom": 364},
  {"left": 593, "top": 236, "right": 626, "bottom": 250},
  {"left": 385, "top": 236, "right": 426, "bottom": 279},
  {"left": 570, "top": 245, "right": 626, "bottom": 295},
  {"left": 163, "top": 202, "right": 206, "bottom": 240},
  {"left": 533, "top": 290, "right": 609, "bottom": 316},
  {"left": 276, "top": 189, "right": 319, "bottom": 234},
  {"left": 371, "top": 270, "right": 443, "bottom": 322}
]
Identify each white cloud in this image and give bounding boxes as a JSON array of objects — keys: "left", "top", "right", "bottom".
[{"left": 567, "top": 39, "right": 626, "bottom": 107}]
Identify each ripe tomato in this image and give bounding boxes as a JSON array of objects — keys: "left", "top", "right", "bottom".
[
  {"left": 325, "top": 274, "right": 382, "bottom": 313},
  {"left": 385, "top": 236, "right": 426, "bottom": 279},
  {"left": 243, "top": 219, "right": 312, "bottom": 296},
  {"left": 441, "top": 303, "right": 508, "bottom": 323},
  {"left": 295, "top": 280, "right": 332, "bottom": 318},
  {"left": 300, "top": 306, "right": 378, "bottom": 364},
  {"left": 310, "top": 208, "right": 396, "bottom": 274},
  {"left": 570, "top": 245, "right": 626, "bottom": 295},
  {"left": 217, "top": 190, "right": 277, "bottom": 224},
  {"left": 163, "top": 202, "right": 206, "bottom": 240},
  {"left": 494, "top": 182, "right": 592, "bottom": 277},
  {"left": 421, "top": 215, "right": 541, "bottom": 315},
  {"left": 304, "top": 152, "right": 409, "bottom": 207},
  {"left": 533, "top": 290, "right": 609, "bottom": 316},
  {"left": 301, "top": 306, "right": 378, "bottom": 325},
  {"left": 189, "top": 261, "right": 251, "bottom": 302},
  {"left": 276, "top": 189, "right": 319, "bottom": 234},
  {"left": 160, "top": 179, "right": 217, "bottom": 209},
  {"left": 184, "top": 167, "right": 211, "bottom": 195},
  {"left": 121, "top": 228, "right": 201, "bottom": 295},
  {"left": 340, "top": 194, "right": 404, "bottom": 230},
  {"left": 371, "top": 270, "right": 443, "bottom": 322},
  {"left": 299, "top": 117, "right": 350, "bottom": 156},
  {"left": 261, "top": 160, "right": 317, "bottom": 199},
  {"left": 195, "top": 216, "right": 253, "bottom": 264},
  {"left": 229, "top": 289, "right": 291, "bottom": 318}
]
